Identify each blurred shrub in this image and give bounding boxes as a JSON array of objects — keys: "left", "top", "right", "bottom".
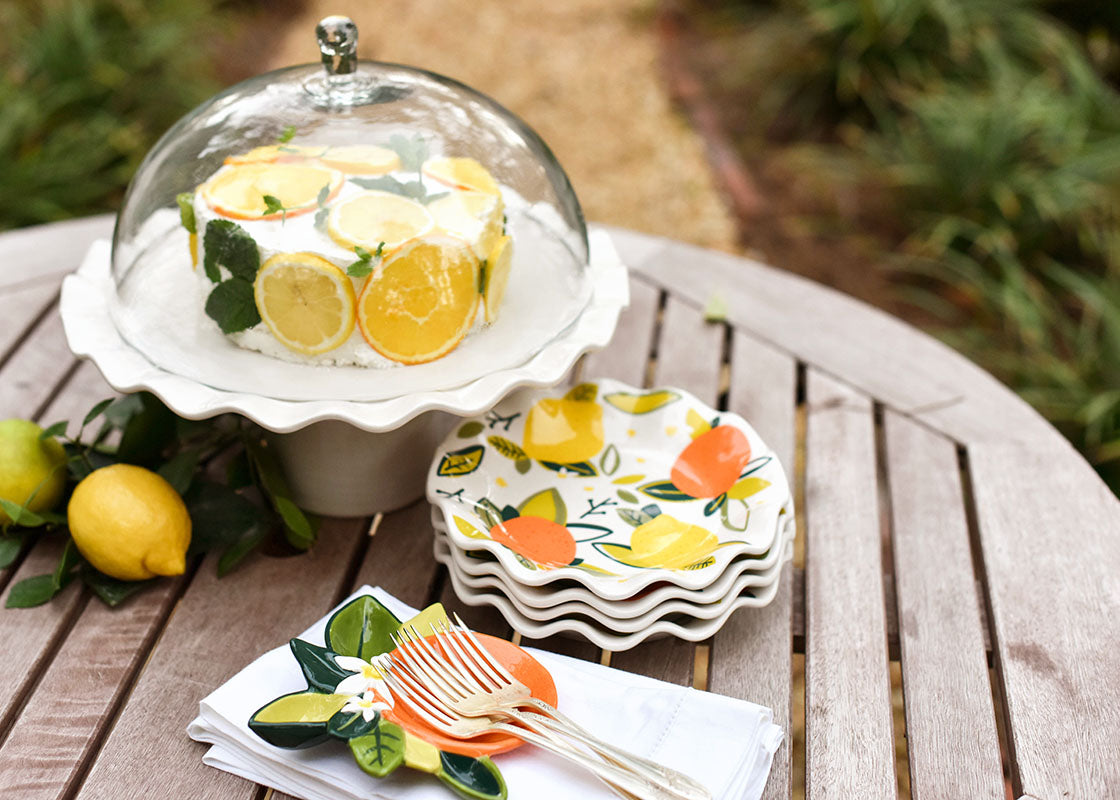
[{"left": 0, "top": 0, "right": 221, "bottom": 229}]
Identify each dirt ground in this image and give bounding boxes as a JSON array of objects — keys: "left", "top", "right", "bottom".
[{"left": 255, "top": 0, "right": 738, "bottom": 253}]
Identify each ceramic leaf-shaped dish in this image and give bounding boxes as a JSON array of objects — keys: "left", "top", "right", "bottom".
[
  {"left": 247, "top": 595, "right": 556, "bottom": 799},
  {"left": 427, "top": 378, "right": 793, "bottom": 600}
]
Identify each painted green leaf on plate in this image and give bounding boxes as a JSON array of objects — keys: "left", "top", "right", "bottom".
[
  {"left": 539, "top": 460, "right": 596, "bottom": 477},
  {"left": 720, "top": 498, "right": 751, "bottom": 532},
  {"left": 289, "top": 638, "right": 350, "bottom": 694},
  {"left": 703, "top": 494, "right": 727, "bottom": 516},
  {"left": 564, "top": 383, "right": 598, "bottom": 403},
  {"left": 598, "top": 444, "right": 620, "bottom": 476},
  {"left": 350, "top": 719, "right": 405, "bottom": 777},
  {"left": 616, "top": 489, "right": 639, "bottom": 504},
  {"left": 487, "top": 436, "right": 527, "bottom": 461},
  {"left": 438, "top": 752, "right": 507, "bottom": 800},
  {"left": 328, "top": 709, "right": 380, "bottom": 739},
  {"left": 326, "top": 595, "right": 400, "bottom": 661},
  {"left": 637, "top": 480, "right": 693, "bottom": 502},
  {"left": 474, "top": 498, "right": 503, "bottom": 530},
  {"left": 437, "top": 445, "right": 485, "bottom": 477},
  {"left": 602, "top": 389, "right": 680, "bottom": 414},
  {"left": 457, "top": 421, "right": 484, "bottom": 438},
  {"left": 516, "top": 488, "right": 567, "bottom": 525},
  {"left": 515, "top": 458, "right": 531, "bottom": 474}
]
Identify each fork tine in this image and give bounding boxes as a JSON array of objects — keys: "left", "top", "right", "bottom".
[
  {"left": 391, "top": 630, "right": 471, "bottom": 700},
  {"left": 402, "top": 624, "right": 478, "bottom": 696},
  {"left": 436, "top": 618, "right": 504, "bottom": 690},
  {"left": 427, "top": 620, "right": 494, "bottom": 691},
  {"left": 453, "top": 612, "right": 517, "bottom": 683},
  {"left": 380, "top": 670, "right": 460, "bottom": 730}
]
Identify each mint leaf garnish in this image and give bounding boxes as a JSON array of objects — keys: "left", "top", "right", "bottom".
[
  {"left": 277, "top": 125, "right": 297, "bottom": 143},
  {"left": 205, "top": 279, "right": 260, "bottom": 333},
  {"left": 316, "top": 183, "right": 331, "bottom": 208},
  {"left": 203, "top": 220, "right": 260, "bottom": 283},
  {"left": 349, "top": 175, "right": 431, "bottom": 202},
  {"left": 346, "top": 243, "right": 385, "bottom": 279},
  {"left": 261, "top": 194, "right": 288, "bottom": 223},
  {"left": 176, "top": 193, "right": 197, "bottom": 234},
  {"left": 387, "top": 133, "right": 428, "bottom": 174}
]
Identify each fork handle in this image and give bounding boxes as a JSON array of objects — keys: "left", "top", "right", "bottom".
[
  {"left": 489, "top": 720, "right": 685, "bottom": 800},
  {"left": 507, "top": 699, "right": 712, "bottom": 800}
]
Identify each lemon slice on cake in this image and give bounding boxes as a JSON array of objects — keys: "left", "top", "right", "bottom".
[
  {"left": 422, "top": 157, "right": 501, "bottom": 195},
  {"left": 254, "top": 253, "right": 356, "bottom": 355},
  {"left": 356, "top": 236, "right": 480, "bottom": 364},
  {"left": 224, "top": 144, "right": 329, "bottom": 164},
  {"left": 202, "top": 163, "right": 342, "bottom": 220},
  {"left": 327, "top": 190, "right": 435, "bottom": 251},
  {"left": 319, "top": 145, "right": 401, "bottom": 174},
  {"left": 483, "top": 234, "right": 513, "bottom": 323},
  {"left": 427, "top": 190, "right": 504, "bottom": 258}
]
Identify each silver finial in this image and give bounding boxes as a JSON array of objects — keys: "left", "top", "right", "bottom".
[{"left": 316, "top": 16, "right": 358, "bottom": 76}]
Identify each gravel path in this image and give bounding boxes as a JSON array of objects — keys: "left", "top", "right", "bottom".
[{"left": 264, "top": 0, "right": 737, "bottom": 251}]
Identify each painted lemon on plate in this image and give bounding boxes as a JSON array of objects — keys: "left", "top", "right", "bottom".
[
  {"left": 594, "top": 513, "right": 720, "bottom": 570},
  {"left": 521, "top": 386, "right": 604, "bottom": 464}
]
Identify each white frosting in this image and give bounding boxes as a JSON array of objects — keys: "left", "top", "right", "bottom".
[{"left": 192, "top": 169, "right": 497, "bottom": 367}]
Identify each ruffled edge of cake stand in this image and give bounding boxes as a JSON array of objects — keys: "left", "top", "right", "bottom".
[{"left": 59, "top": 227, "right": 629, "bottom": 433}]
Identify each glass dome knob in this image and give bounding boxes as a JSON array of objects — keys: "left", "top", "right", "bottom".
[{"left": 316, "top": 15, "right": 358, "bottom": 75}]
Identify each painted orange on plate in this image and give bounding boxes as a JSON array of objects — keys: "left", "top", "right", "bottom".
[
  {"left": 490, "top": 515, "right": 576, "bottom": 567},
  {"left": 670, "top": 425, "right": 751, "bottom": 499},
  {"left": 384, "top": 633, "right": 557, "bottom": 757}
]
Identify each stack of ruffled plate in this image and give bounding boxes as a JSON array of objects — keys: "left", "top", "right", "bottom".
[{"left": 426, "top": 378, "right": 795, "bottom": 650}]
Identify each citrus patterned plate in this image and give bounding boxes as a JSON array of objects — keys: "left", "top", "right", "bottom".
[
  {"left": 431, "top": 504, "right": 795, "bottom": 619},
  {"left": 426, "top": 378, "right": 793, "bottom": 600}
]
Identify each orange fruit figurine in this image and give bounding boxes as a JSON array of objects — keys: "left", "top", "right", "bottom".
[
  {"left": 670, "top": 425, "right": 751, "bottom": 499},
  {"left": 489, "top": 516, "right": 576, "bottom": 568}
]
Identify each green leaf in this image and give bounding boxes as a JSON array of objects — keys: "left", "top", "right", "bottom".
[
  {"left": 217, "top": 524, "right": 268, "bottom": 577},
  {"left": 349, "top": 719, "right": 405, "bottom": 777},
  {"left": 53, "top": 539, "right": 80, "bottom": 589},
  {"left": 225, "top": 452, "right": 253, "bottom": 490},
  {"left": 249, "top": 691, "right": 349, "bottom": 749},
  {"left": 615, "top": 507, "right": 649, "bottom": 527},
  {"left": 328, "top": 709, "right": 380, "bottom": 739},
  {"left": 38, "top": 420, "right": 68, "bottom": 441},
  {"left": 261, "top": 194, "right": 285, "bottom": 219},
  {"left": 0, "top": 499, "right": 45, "bottom": 528},
  {"left": 457, "top": 421, "right": 484, "bottom": 438},
  {"left": 289, "top": 638, "right": 351, "bottom": 694},
  {"left": 0, "top": 536, "right": 21, "bottom": 569},
  {"left": 82, "top": 398, "right": 115, "bottom": 428},
  {"left": 437, "top": 445, "right": 485, "bottom": 477},
  {"left": 157, "top": 450, "right": 200, "bottom": 495},
  {"left": 703, "top": 494, "right": 727, "bottom": 516},
  {"left": 102, "top": 394, "right": 144, "bottom": 429},
  {"left": 83, "top": 567, "right": 153, "bottom": 606},
  {"left": 206, "top": 278, "right": 262, "bottom": 334},
  {"left": 245, "top": 438, "right": 318, "bottom": 549},
  {"left": 598, "top": 443, "right": 620, "bottom": 475},
  {"left": 115, "top": 392, "right": 177, "bottom": 466},
  {"left": 517, "top": 488, "right": 567, "bottom": 525},
  {"left": 349, "top": 174, "right": 429, "bottom": 202},
  {"left": 202, "top": 219, "right": 260, "bottom": 283},
  {"left": 387, "top": 133, "right": 429, "bottom": 173},
  {"left": 316, "top": 182, "right": 331, "bottom": 208},
  {"left": 176, "top": 192, "right": 197, "bottom": 234},
  {"left": 616, "top": 489, "right": 638, "bottom": 504},
  {"left": 564, "top": 383, "right": 598, "bottom": 402},
  {"left": 184, "top": 480, "right": 269, "bottom": 556},
  {"left": 637, "top": 480, "right": 693, "bottom": 502},
  {"left": 487, "top": 436, "right": 527, "bottom": 461},
  {"left": 703, "top": 291, "right": 728, "bottom": 322},
  {"left": 277, "top": 124, "right": 297, "bottom": 143},
  {"left": 5, "top": 574, "right": 59, "bottom": 608},
  {"left": 720, "top": 498, "right": 751, "bottom": 532},
  {"left": 539, "top": 460, "right": 596, "bottom": 477},
  {"left": 326, "top": 594, "right": 401, "bottom": 660},
  {"left": 514, "top": 458, "right": 531, "bottom": 474},
  {"left": 347, "top": 245, "right": 376, "bottom": 278},
  {"left": 474, "top": 497, "right": 503, "bottom": 530},
  {"left": 438, "top": 752, "right": 507, "bottom": 800}
]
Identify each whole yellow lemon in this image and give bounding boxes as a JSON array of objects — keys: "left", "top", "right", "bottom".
[
  {"left": 67, "top": 464, "right": 192, "bottom": 581},
  {"left": 0, "top": 418, "right": 68, "bottom": 524}
]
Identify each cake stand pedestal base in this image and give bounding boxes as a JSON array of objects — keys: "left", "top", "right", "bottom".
[{"left": 266, "top": 412, "right": 456, "bottom": 517}]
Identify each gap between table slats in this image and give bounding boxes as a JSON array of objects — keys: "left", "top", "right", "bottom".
[{"left": 804, "top": 369, "right": 896, "bottom": 799}]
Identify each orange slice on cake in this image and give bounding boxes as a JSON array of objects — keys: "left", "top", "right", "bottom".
[
  {"left": 254, "top": 253, "right": 356, "bottom": 355},
  {"left": 422, "top": 157, "right": 501, "bottom": 196},
  {"left": 356, "top": 236, "right": 480, "bottom": 364},
  {"left": 201, "top": 163, "right": 342, "bottom": 221}
]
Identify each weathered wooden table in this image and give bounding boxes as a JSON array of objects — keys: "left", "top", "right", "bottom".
[{"left": 0, "top": 215, "right": 1117, "bottom": 800}]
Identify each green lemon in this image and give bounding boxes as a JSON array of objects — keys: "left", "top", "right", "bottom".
[
  {"left": 67, "top": 464, "right": 192, "bottom": 581},
  {"left": 0, "top": 418, "right": 68, "bottom": 524}
]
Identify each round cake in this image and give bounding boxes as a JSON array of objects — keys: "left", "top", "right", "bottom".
[{"left": 178, "top": 139, "right": 513, "bottom": 366}]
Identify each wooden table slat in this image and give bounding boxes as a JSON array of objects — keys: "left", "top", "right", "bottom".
[
  {"left": 883, "top": 411, "right": 1005, "bottom": 799},
  {"left": 35, "top": 361, "right": 116, "bottom": 438},
  {"left": 968, "top": 441, "right": 1120, "bottom": 797},
  {"left": 610, "top": 295, "right": 723, "bottom": 683},
  {"left": 804, "top": 369, "right": 896, "bottom": 799},
  {"left": 74, "top": 518, "right": 369, "bottom": 800},
  {"left": 0, "top": 215, "right": 113, "bottom": 292},
  {"left": 0, "top": 282, "right": 59, "bottom": 365},
  {"left": 708, "top": 332, "right": 797, "bottom": 800},
  {"left": 0, "top": 310, "right": 79, "bottom": 421},
  {"left": 579, "top": 277, "right": 661, "bottom": 388}
]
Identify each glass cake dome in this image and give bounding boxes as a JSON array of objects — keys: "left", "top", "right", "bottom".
[{"left": 109, "top": 16, "right": 591, "bottom": 403}]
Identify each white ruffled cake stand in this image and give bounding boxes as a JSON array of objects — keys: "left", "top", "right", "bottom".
[{"left": 60, "top": 227, "right": 628, "bottom": 516}]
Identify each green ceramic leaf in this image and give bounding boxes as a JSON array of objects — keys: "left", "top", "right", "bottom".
[
  {"left": 637, "top": 480, "right": 693, "bottom": 502},
  {"left": 326, "top": 595, "right": 401, "bottom": 660},
  {"left": 289, "top": 638, "right": 351, "bottom": 694},
  {"left": 500, "top": 504, "right": 518, "bottom": 522},
  {"left": 539, "top": 460, "right": 596, "bottom": 477},
  {"left": 564, "top": 383, "right": 598, "bottom": 403},
  {"left": 513, "top": 552, "right": 538, "bottom": 571},
  {"left": 739, "top": 455, "right": 773, "bottom": 478},
  {"left": 703, "top": 494, "right": 727, "bottom": 516},
  {"left": 603, "top": 389, "right": 680, "bottom": 414},
  {"left": 349, "top": 718, "right": 405, "bottom": 777},
  {"left": 487, "top": 435, "right": 527, "bottom": 461},
  {"left": 328, "top": 709, "right": 380, "bottom": 739},
  {"left": 616, "top": 489, "right": 639, "bottom": 504},
  {"left": 720, "top": 498, "right": 751, "bottom": 532},
  {"left": 248, "top": 691, "right": 349, "bottom": 749},
  {"left": 514, "top": 458, "right": 531, "bottom": 474},
  {"left": 458, "top": 421, "right": 484, "bottom": 438},
  {"left": 438, "top": 752, "right": 507, "bottom": 800},
  {"left": 615, "top": 507, "right": 648, "bottom": 527},
  {"left": 683, "top": 555, "right": 716, "bottom": 570},
  {"left": 598, "top": 444, "right": 620, "bottom": 476},
  {"left": 438, "top": 445, "right": 485, "bottom": 477},
  {"left": 516, "top": 488, "right": 567, "bottom": 525},
  {"left": 474, "top": 498, "right": 503, "bottom": 530}
]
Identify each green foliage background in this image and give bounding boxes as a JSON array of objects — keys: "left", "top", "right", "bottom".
[{"left": 0, "top": 0, "right": 220, "bottom": 229}]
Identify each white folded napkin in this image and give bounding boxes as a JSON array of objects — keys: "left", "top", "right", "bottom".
[{"left": 188, "top": 586, "right": 782, "bottom": 800}]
